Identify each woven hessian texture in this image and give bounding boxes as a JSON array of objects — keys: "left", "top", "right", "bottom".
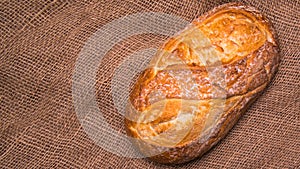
[{"left": 0, "top": 0, "right": 299, "bottom": 168}]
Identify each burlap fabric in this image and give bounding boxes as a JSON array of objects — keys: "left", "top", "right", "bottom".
[{"left": 0, "top": 0, "right": 299, "bottom": 168}]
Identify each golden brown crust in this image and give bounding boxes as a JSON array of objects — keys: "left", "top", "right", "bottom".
[{"left": 125, "top": 2, "right": 280, "bottom": 164}]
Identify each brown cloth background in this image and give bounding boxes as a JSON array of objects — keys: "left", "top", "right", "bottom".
[{"left": 0, "top": 0, "right": 299, "bottom": 168}]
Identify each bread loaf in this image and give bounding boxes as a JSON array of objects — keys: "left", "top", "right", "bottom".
[{"left": 125, "top": 3, "right": 279, "bottom": 164}]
